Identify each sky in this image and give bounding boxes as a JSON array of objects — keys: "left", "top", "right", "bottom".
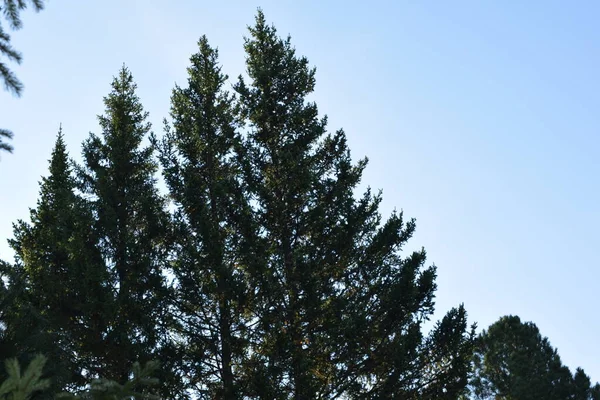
[{"left": 1, "top": 0, "right": 599, "bottom": 380}]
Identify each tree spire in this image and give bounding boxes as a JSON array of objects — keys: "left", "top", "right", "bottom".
[{"left": 78, "top": 65, "right": 173, "bottom": 395}]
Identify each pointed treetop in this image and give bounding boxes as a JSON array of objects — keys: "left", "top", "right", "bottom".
[
  {"left": 239, "top": 10, "right": 316, "bottom": 108},
  {"left": 47, "top": 124, "right": 70, "bottom": 179},
  {"left": 104, "top": 64, "right": 139, "bottom": 102},
  {"left": 251, "top": 8, "right": 268, "bottom": 33},
  {"left": 184, "top": 35, "right": 227, "bottom": 98},
  {"left": 94, "top": 64, "right": 152, "bottom": 157}
]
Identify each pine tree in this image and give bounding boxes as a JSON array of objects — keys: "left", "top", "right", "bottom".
[
  {"left": 0, "top": 259, "right": 33, "bottom": 374},
  {"left": 0, "top": 357, "right": 161, "bottom": 400},
  {"left": 59, "top": 361, "right": 162, "bottom": 400},
  {"left": 78, "top": 66, "right": 173, "bottom": 393},
  {"left": 0, "top": 129, "right": 13, "bottom": 153},
  {"left": 574, "top": 368, "right": 595, "bottom": 400},
  {"left": 0, "top": 355, "right": 50, "bottom": 400},
  {"left": 0, "top": 0, "right": 44, "bottom": 95},
  {"left": 6, "top": 129, "right": 110, "bottom": 395},
  {"left": 0, "top": 0, "right": 45, "bottom": 153},
  {"left": 156, "top": 36, "right": 254, "bottom": 399},
  {"left": 470, "top": 315, "right": 600, "bottom": 400},
  {"left": 234, "top": 11, "right": 474, "bottom": 399}
]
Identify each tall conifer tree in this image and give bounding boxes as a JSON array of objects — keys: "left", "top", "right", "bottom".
[
  {"left": 234, "top": 11, "right": 474, "bottom": 399},
  {"left": 157, "top": 37, "right": 254, "bottom": 399},
  {"left": 78, "top": 66, "right": 171, "bottom": 389},
  {"left": 470, "top": 316, "right": 600, "bottom": 400},
  {"left": 7, "top": 129, "right": 109, "bottom": 395}
]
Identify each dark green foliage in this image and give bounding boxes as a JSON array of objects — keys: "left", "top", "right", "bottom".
[
  {"left": 233, "top": 10, "right": 475, "bottom": 399},
  {"left": 2, "top": 69, "right": 179, "bottom": 398},
  {"left": 58, "top": 361, "right": 161, "bottom": 400},
  {"left": 0, "top": 129, "right": 12, "bottom": 153},
  {"left": 0, "top": 260, "right": 44, "bottom": 383},
  {"left": 0, "top": 0, "right": 45, "bottom": 153},
  {"left": 6, "top": 130, "right": 109, "bottom": 395},
  {"left": 573, "top": 368, "right": 600, "bottom": 400},
  {"left": 0, "top": 259, "right": 22, "bottom": 358},
  {"left": 156, "top": 37, "right": 252, "bottom": 399},
  {"left": 0, "top": 357, "right": 160, "bottom": 400},
  {"left": 469, "top": 315, "right": 600, "bottom": 400},
  {"left": 14, "top": 10, "right": 600, "bottom": 400},
  {"left": 77, "top": 66, "right": 173, "bottom": 392}
]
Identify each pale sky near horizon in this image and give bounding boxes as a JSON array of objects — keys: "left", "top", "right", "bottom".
[{"left": 1, "top": 0, "right": 599, "bottom": 381}]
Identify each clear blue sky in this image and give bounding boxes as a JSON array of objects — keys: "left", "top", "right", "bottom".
[{"left": 1, "top": 0, "right": 599, "bottom": 380}]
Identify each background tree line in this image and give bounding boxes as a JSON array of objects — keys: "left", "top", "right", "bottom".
[{"left": 0, "top": 4, "right": 598, "bottom": 400}]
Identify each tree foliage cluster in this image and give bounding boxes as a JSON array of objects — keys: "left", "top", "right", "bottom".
[
  {"left": 467, "top": 316, "right": 600, "bottom": 400},
  {"left": 0, "top": 10, "right": 597, "bottom": 400},
  {"left": 0, "top": 0, "right": 45, "bottom": 153}
]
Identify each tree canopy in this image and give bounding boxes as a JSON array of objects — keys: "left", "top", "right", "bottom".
[
  {"left": 468, "top": 315, "right": 600, "bottom": 400},
  {"left": 0, "top": 9, "right": 597, "bottom": 400}
]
